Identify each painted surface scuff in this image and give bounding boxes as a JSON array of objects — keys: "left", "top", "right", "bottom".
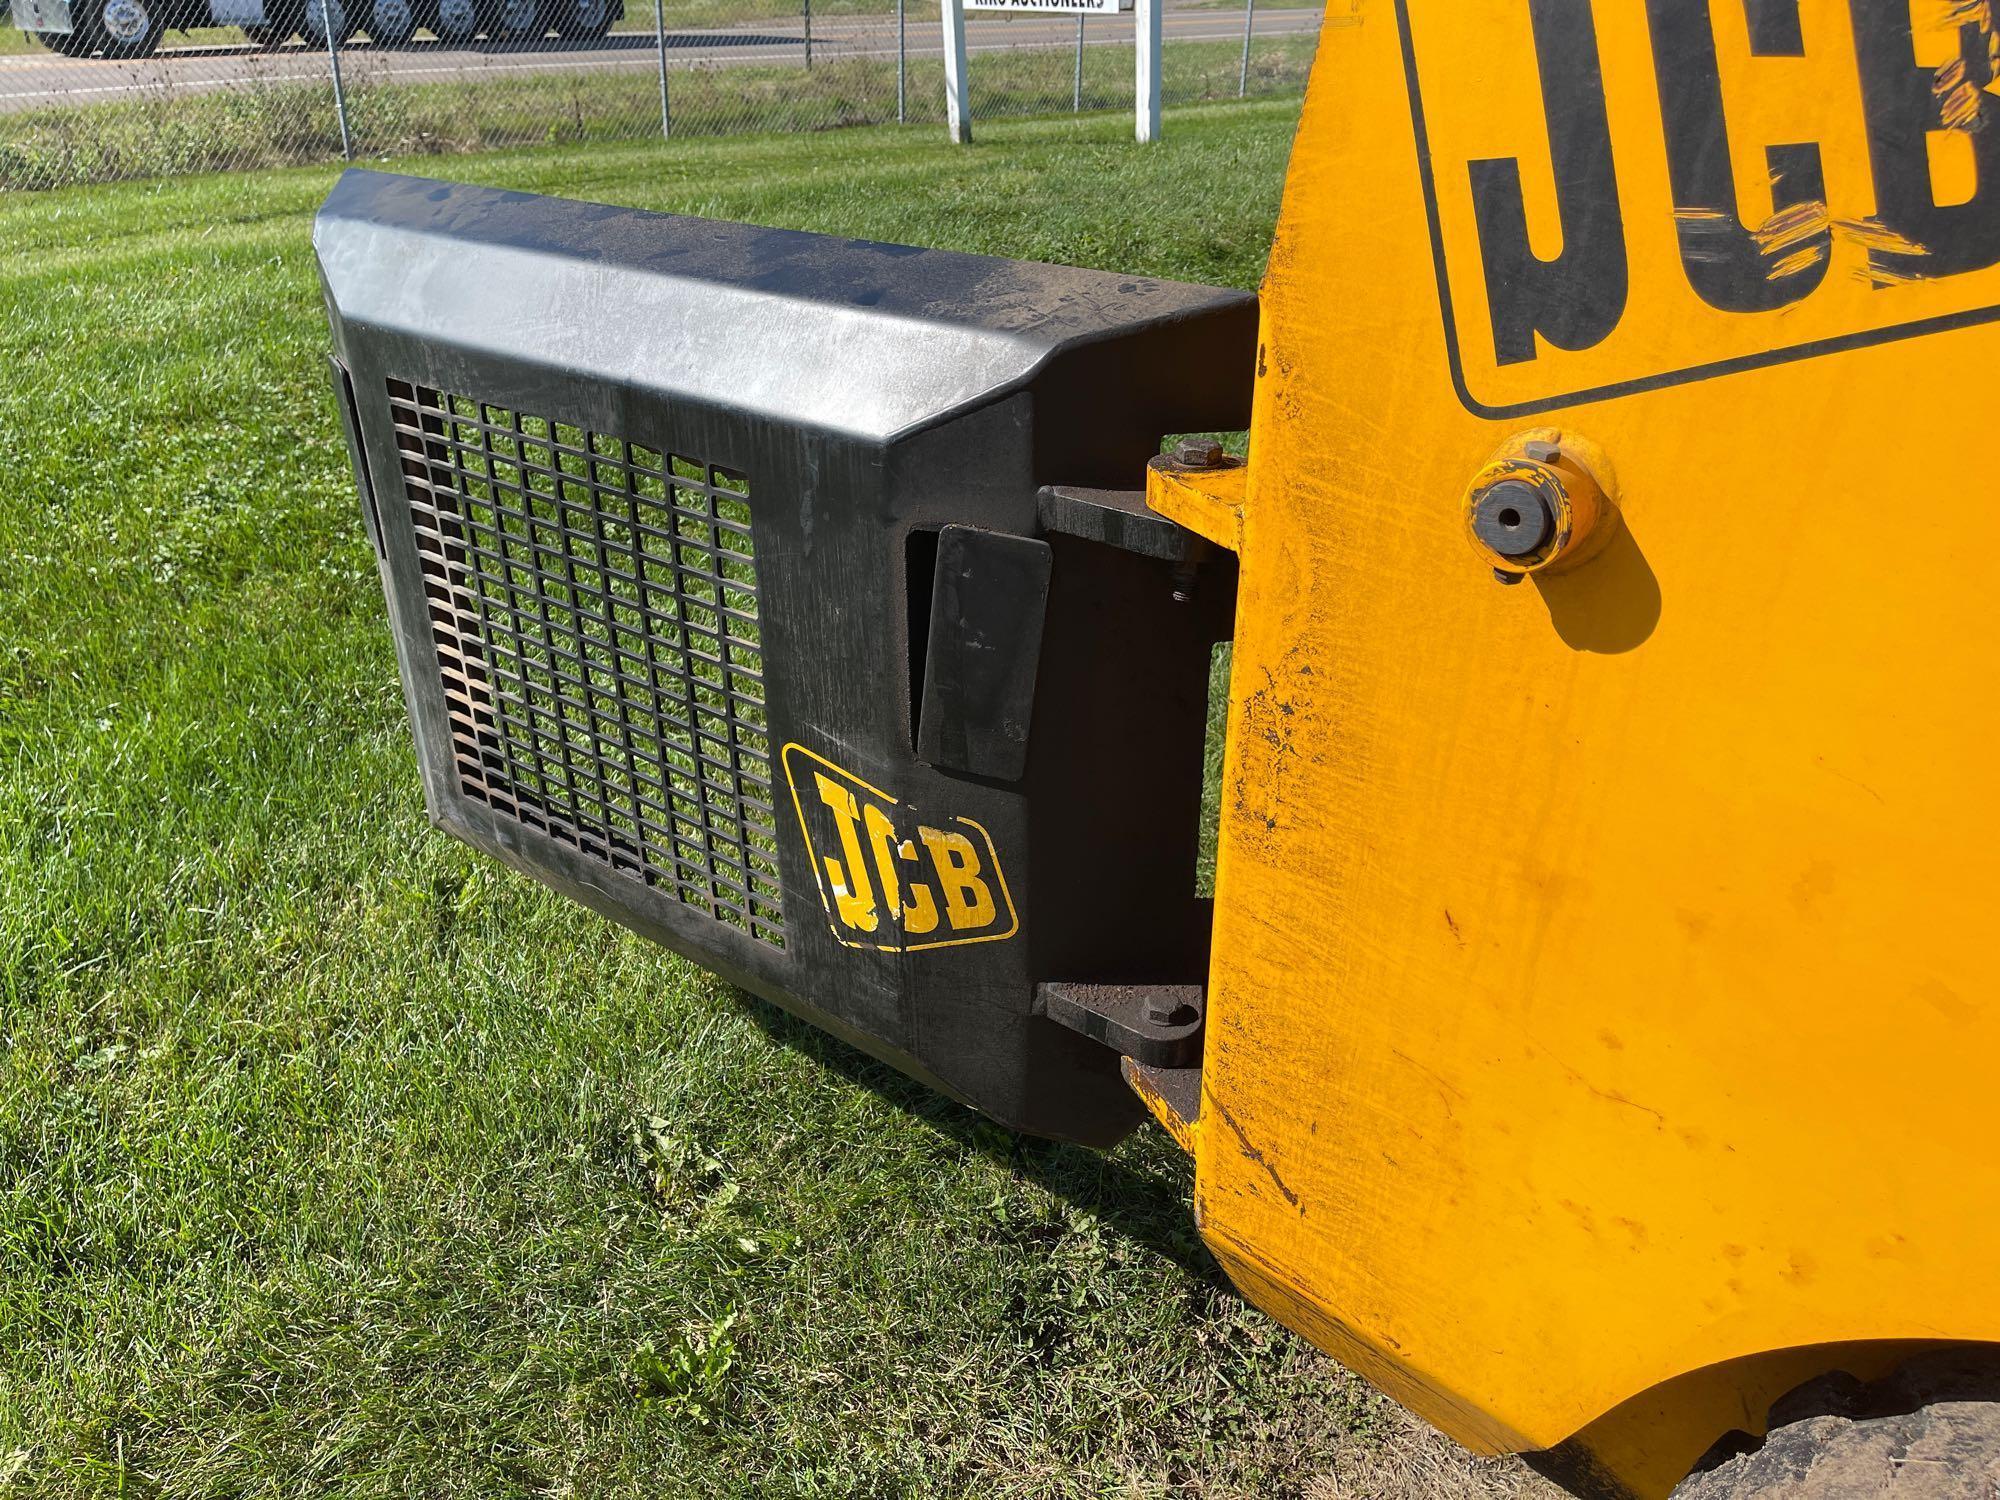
[{"left": 1682, "top": 196, "right": 1936, "bottom": 288}]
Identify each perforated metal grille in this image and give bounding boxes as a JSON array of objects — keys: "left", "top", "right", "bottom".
[{"left": 387, "top": 380, "right": 784, "bottom": 947}]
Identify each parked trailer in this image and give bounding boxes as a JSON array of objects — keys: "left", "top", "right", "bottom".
[
  {"left": 11, "top": 0, "right": 263, "bottom": 56},
  {"left": 251, "top": 0, "right": 622, "bottom": 45},
  {"left": 12, "top": 0, "right": 619, "bottom": 54},
  {"left": 254, "top": 0, "right": 620, "bottom": 47}
]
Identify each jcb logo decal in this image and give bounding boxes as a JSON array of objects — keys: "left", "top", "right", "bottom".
[
  {"left": 782, "top": 744, "right": 1019, "bottom": 953},
  {"left": 1400, "top": 0, "right": 2000, "bottom": 415}
]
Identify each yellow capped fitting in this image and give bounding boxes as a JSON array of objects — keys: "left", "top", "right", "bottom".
[{"left": 1463, "top": 430, "right": 1614, "bottom": 583}]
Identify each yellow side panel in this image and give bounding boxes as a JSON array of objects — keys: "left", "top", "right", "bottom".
[{"left": 1194, "top": 1, "right": 2000, "bottom": 1492}]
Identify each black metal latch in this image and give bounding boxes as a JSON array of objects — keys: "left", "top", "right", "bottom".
[{"left": 1036, "top": 982, "right": 1206, "bottom": 1067}]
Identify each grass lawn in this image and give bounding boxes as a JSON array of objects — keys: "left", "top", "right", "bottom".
[{"left": 0, "top": 101, "right": 1557, "bottom": 1499}]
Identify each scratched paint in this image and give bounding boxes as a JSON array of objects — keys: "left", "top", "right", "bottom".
[
  {"left": 1398, "top": 0, "right": 2000, "bottom": 414},
  {"left": 1719, "top": 197, "right": 1937, "bottom": 288},
  {"left": 1171, "top": 4, "right": 2000, "bottom": 1499}
]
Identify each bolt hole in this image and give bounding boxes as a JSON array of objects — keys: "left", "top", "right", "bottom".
[{"left": 1498, "top": 507, "right": 1522, "bottom": 528}]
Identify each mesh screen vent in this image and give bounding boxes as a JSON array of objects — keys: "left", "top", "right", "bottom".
[{"left": 388, "top": 380, "right": 784, "bottom": 948}]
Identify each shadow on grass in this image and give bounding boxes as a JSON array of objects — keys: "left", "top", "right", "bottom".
[{"left": 727, "top": 986, "right": 1232, "bottom": 1289}]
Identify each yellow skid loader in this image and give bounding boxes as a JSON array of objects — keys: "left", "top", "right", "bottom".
[{"left": 316, "top": 2, "right": 2000, "bottom": 1493}]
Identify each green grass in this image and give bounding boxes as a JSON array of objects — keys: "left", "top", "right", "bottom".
[
  {"left": 0, "top": 34, "right": 1314, "bottom": 189},
  {"left": 0, "top": 103, "right": 1558, "bottom": 1500}
]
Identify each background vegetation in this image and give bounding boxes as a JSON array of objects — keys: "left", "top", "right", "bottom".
[{"left": 0, "top": 36, "right": 1314, "bottom": 188}]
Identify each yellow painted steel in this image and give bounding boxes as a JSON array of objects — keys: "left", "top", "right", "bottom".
[{"left": 1159, "top": 2, "right": 2000, "bottom": 1494}]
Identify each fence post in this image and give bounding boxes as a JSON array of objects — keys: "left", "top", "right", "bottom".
[
  {"left": 655, "top": 0, "right": 671, "bottom": 137},
  {"left": 322, "top": 0, "right": 353, "bottom": 160},
  {"left": 803, "top": 0, "right": 812, "bottom": 67},
  {"left": 1236, "top": 0, "right": 1253, "bottom": 96},
  {"left": 896, "top": 0, "right": 906, "bottom": 121},
  {"left": 1134, "top": 0, "right": 1160, "bottom": 141},
  {"left": 941, "top": 0, "right": 970, "bottom": 141},
  {"left": 1073, "top": 12, "right": 1082, "bottom": 112}
]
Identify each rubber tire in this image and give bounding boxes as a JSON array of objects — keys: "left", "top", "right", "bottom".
[
  {"left": 298, "top": 0, "right": 358, "bottom": 45},
  {"left": 424, "top": 0, "right": 477, "bottom": 41},
  {"left": 366, "top": 0, "right": 417, "bottom": 44},
  {"left": 1675, "top": 1353, "right": 2000, "bottom": 1498},
  {"left": 85, "top": 0, "right": 164, "bottom": 56},
  {"left": 482, "top": 0, "right": 541, "bottom": 40},
  {"left": 550, "top": 0, "right": 611, "bottom": 38},
  {"left": 34, "top": 26, "right": 94, "bottom": 52}
]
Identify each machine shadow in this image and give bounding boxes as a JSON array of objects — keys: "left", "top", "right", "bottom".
[
  {"left": 1533, "top": 515, "right": 1662, "bottom": 654},
  {"left": 726, "top": 986, "right": 1232, "bottom": 1290}
]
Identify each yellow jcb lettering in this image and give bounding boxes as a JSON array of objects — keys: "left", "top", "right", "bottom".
[
  {"left": 814, "top": 771, "right": 878, "bottom": 932},
  {"left": 863, "top": 802, "right": 903, "bottom": 918},
  {"left": 898, "top": 838, "right": 940, "bottom": 936},
  {"left": 862, "top": 803, "right": 941, "bottom": 936},
  {"left": 919, "top": 825, "right": 996, "bottom": 931}
]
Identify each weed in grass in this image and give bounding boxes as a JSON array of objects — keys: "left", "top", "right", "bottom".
[{"left": 627, "top": 1306, "right": 742, "bottom": 1428}]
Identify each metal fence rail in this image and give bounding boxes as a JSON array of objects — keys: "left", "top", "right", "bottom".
[{"left": 0, "top": 0, "right": 1328, "bottom": 190}]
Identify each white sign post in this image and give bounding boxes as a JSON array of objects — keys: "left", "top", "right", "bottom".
[
  {"left": 941, "top": 0, "right": 973, "bottom": 143},
  {"left": 1134, "top": 0, "right": 1159, "bottom": 141},
  {"left": 959, "top": 0, "right": 1157, "bottom": 142}
]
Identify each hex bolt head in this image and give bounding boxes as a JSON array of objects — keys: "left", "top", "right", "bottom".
[
  {"left": 1464, "top": 432, "right": 1613, "bottom": 581},
  {"left": 1469, "top": 478, "right": 1556, "bottom": 560},
  {"left": 1173, "top": 438, "right": 1225, "bottom": 469}
]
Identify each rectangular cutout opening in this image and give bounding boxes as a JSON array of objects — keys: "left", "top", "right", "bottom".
[{"left": 905, "top": 527, "right": 939, "bottom": 751}]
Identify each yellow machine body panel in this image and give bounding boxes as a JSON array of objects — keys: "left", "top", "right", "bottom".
[{"left": 1163, "top": 1, "right": 2000, "bottom": 1492}]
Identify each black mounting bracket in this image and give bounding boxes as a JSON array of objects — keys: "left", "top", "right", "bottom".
[{"left": 1036, "top": 981, "right": 1206, "bottom": 1068}]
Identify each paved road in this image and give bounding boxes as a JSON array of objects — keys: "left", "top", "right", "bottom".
[{"left": 0, "top": 4, "right": 1322, "bottom": 111}]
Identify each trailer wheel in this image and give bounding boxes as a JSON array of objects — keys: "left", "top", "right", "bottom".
[
  {"left": 33, "top": 26, "right": 93, "bottom": 51},
  {"left": 366, "top": 0, "right": 417, "bottom": 44},
  {"left": 551, "top": 0, "right": 611, "bottom": 38},
  {"left": 298, "top": 0, "right": 358, "bottom": 45},
  {"left": 1674, "top": 1353, "right": 2000, "bottom": 1498},
  {"left": 436, "top": 0, "right": 478, "bottom": 37},
  {"left": 83, "top": 0, "right": 164, "bottom": 56},
  {"left": 424, "top": 0, "right": 478, "bottom": 38},
  {"left": 425, "top": 0, "right": 476, "bottom": 39},
  {"left": 483, "top": 0, "right": 541, "bottom": 40}
]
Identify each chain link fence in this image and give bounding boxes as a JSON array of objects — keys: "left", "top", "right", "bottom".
[{"left": 1, "top": 0, "right": 1329, "bottom": 189}]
